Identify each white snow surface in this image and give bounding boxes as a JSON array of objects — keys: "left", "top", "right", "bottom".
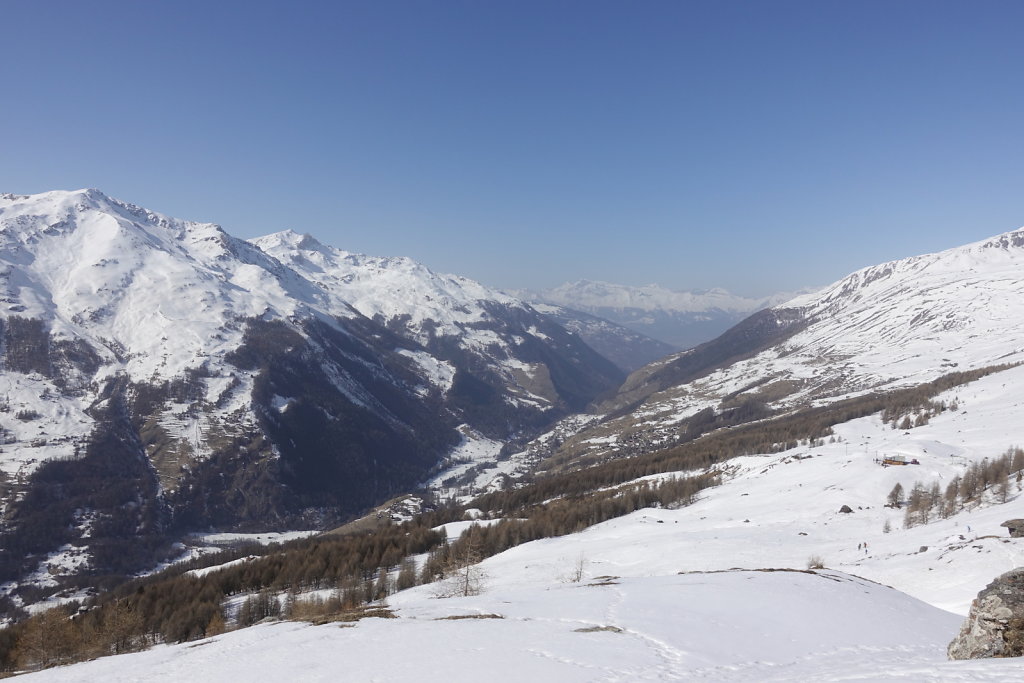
[{"left": 775, "top": 226, "right": 1024, "bottom": 385}]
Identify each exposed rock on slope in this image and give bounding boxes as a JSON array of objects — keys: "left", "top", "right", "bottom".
[
  {"left": 521, "top": 302, "right": 677, "bottom": 373},
  {"left": 949, "top": 568, "right": 1024, "bottom": 659}
]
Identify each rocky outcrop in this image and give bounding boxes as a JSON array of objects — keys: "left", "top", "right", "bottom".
[
  {"left": 1000, "top": 519, "right": 1024, "bottom": 538},
  {"left": 948, "top": 568, "right": 1024, "bottom": 659}
]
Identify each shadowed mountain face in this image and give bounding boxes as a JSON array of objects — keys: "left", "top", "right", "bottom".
[
  {"left": 0, "top": 190, "right": 623, "bottom": 590},
  {"left": 523, "top": 303, "right": 679, "bottom": 373}
]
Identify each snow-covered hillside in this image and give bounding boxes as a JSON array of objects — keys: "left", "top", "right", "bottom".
[
  {"left": 782, "top": 228, "right": 1024, "bottom": 386},
  {"left": 0, "top": 189, "right": 321, "bottom": 381},
  {"left": 253, "top": 230, "right": 523, "bottom": 343},
  {"left": 580, "top": 226, "right": 1024, "bottom": 458},
  {"left": 18, "top": 571, "right": 975, "bottom": 682}
]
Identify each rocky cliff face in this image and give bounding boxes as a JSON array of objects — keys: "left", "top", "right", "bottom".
[{"left": 949, "top": 567, "right": 1024, "bottom": 659}]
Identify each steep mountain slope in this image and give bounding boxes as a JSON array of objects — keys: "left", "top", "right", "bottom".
[
  {"left": 0, "top": 190, "right": 622, "bottom": 595},
  {"left": 252, "top": 231, "right": 623, "bottom": 424},
  {"left": 563, "top": 227, "right": 1024, "bottom": 465},
  {"left": 517, "top": 280, "right": 799, "bottom": 349}
]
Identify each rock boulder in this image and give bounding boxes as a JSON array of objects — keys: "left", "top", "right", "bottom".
[{"left": 948, "top": 568, "right": 1024, "bottom": 659}]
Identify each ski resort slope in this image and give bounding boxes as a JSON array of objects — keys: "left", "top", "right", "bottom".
[{"left": 22, "top": 361, "right": 1024, "bottom": 680}]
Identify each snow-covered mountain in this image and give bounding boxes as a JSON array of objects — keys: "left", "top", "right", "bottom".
[
  {"left": 516, "top": 280, "right": 800, "bottom": 350},
  {"left": 582, "top": 227, "right": 1024, "bottom": 445},
  {"left": 0, "top": 190, "right": 622, "bottom": 592},
  {"left": 251, "top": 230, "right": 622, "bottom": 412}
]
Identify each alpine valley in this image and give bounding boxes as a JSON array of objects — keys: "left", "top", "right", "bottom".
[
  {"left": 4, "top": 190, "right": 1024, "bottom": 681},
  {"left": 0, "top": 189, "right": 628, "bottom": 601}
]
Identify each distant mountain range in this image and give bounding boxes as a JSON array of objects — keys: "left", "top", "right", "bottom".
[{"left": 514, "top": 280, "right": 803, "bottom": 350}]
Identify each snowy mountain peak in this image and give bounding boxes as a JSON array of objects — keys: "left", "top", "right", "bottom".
[
  {"left": 257, "top": 228, "right": 328, "bottom": 254},
  {"left": 253, "top": 231, "right": 522, "bottom": 341},
  {"left": 0, "top": 189, "right": 319, "bottom": 383}
]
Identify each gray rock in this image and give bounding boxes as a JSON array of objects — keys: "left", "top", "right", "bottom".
[
  {"left": 838, "top": 505, "right": 854, "bottom": 514},
  {"left": 1000, "top": 519, "right": 1024, "bottom": 538},
  {"left": 948, "top": 568, "right": 1024, "bottom": 659}
]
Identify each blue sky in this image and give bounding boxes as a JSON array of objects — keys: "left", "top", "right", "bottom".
[{"left": 2, "top": 1, "right": 1022, "bottom": 296}]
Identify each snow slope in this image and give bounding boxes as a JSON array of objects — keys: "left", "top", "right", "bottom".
[
  {"left": 19, "top": 570, "right": 976, "bottom": 683},
  {"left": 0, "top": 190, "right": 318, "bottom": 484},
  {"left": 0, "top": 189, "right": 321, "bottom": 382}
]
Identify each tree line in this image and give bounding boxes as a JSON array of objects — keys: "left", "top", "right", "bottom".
[{"left": 892, "top": 447, "right": 1024, "bottom": 528}]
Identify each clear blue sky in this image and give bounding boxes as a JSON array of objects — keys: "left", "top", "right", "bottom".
[{"left": 2, "top": 1, "right": 1022, "bottom": 296}]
